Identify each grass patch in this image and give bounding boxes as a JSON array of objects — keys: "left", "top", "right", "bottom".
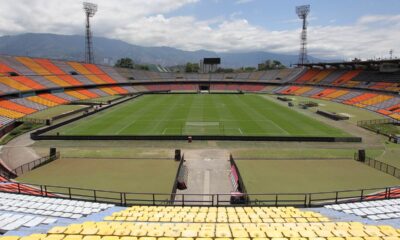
[
  {"left": 17, "top": 158, "right": 178, "bottom": 202},
  {"left": 77, "top": 95, "right": 122, "bottom": 104},
  {"left": 362, "top": 123, "right": 400, "bottom": 136},
  {"left": 27, "top": 105, "right": 86, "bottom": 120},
  {"left": 283, "top": 95, "right": 385, "bottom": 124},
  {"left": 232, "top": 148, "right": 383, "bottom": 159},
  {"left": 33, "top": 147, "right": 173, "bottom": 159},
  {"left": 236, "top": 159, "right": 400, "bottom": 195},
  {"left": 0, "top": 122, "right": 44, "bottom": 145},
  {"left": 47, "top": 94, "right": 348, "bottom": 137}
]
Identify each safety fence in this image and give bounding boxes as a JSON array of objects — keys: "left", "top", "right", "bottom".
[
  {"left": 12, "top": 152, "right": 61, "bottom": 176},
  {"left": 1, "top": 181, "right": 399, "bottom": 207},
  {"left": 354, "top": 153, "right": 400, "bottom": 179}
]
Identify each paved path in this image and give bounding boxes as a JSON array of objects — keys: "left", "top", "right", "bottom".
[
  {"left": 176, "top": 149, "right": 233, "bottom": 205},
  {"left": 0, "top": 131, "right": 39, "bottom": 171}
]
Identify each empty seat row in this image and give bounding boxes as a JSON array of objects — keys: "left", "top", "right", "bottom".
[
  {"left": 0, "top": 56, "right": 129, "bottom": 95},
  {"left": 105, "top": 206, "right": 328, "bottom": 223},
  {"left": 275, "top": 85, "right": 400, "bottom": 121},
  {"left": 0, "top": 212, "right": 57, "bottom": 232},
  {"left": 0, "top": 192, "right": 114, "bottom": 219},
  {"left": 42, "top": 221, "right": 400, "bottom": 238},
  {"left": 325, "top": 199, "right": 400, "bottom": 220}
]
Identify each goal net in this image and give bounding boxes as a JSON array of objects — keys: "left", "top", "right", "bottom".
[{"left": 182, "top": 121, "right": 223, "bottom": 135}]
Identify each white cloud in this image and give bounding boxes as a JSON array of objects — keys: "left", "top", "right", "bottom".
[{"left": 0, "top": 0, "right": 398, "bottom": 60}]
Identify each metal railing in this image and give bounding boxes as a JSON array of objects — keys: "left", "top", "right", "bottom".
[
  {"left": 1, "top": 181, "right": 399, "bottom": 207},
  {"left": 357, "top": 118, "right": 400, "bottom": 127},
  {"left": 12, "top": 152, "right": 60, "bottom": 176},
  {"left": 354, "top": 154, "right": 400, "bottom": 179}
]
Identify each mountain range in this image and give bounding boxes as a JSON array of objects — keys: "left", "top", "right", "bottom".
[{"left": 0, "top": 33, "right": 323, "bottom": 68}]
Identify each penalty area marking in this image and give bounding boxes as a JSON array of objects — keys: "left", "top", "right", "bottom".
[{"left": 162, "top": 128, "right": 181, "bottom": 135}]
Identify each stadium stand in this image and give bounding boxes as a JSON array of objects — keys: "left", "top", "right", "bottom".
[
  {"left": 0, "top": 183, "right": 114, "bottom": 232},
  {"left": 0, "top": 213, "right": 57, "bottom": 232},
  {"left": 1, "top": 204, "right": 399, "bottom": 239},
  {"left": 104, "top": 206, "right": 328, "bottom": 223},
  {"left": 0, "top": 192, "right": 113, "bottom": 219},
  {"left": 325, "top": 199, "right": 400, "bottom": 220}
]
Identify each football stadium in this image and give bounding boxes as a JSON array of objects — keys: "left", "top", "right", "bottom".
[{"left": 0, "top": 0, "right": 400, "bottom": 239}]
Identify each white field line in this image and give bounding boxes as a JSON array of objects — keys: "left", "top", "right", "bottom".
[{"left": 116, "top": 120, "right": 136, "bottom": 134}]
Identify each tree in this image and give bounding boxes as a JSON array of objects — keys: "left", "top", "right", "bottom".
[
  {"left": 243, "top": 67, "right": 256, "bottom": 72},
  {"left": 258, "top": 59, "right": 286, "bottom": 70},
  {"left": 114, "top": 58, "right": 134, "bottom": 69},
  {"left": 185, "top": 62, "right": 200, "bottom": 73},
  {"left": 139, "top": 65, "right": 149, "bottom": 71}
]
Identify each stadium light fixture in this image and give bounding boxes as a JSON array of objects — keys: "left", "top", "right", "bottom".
[
  {"left": 83, "top": 2, "right": 98, "bottom": 64},
  {"left": 296, "top": 5, "right": 310, "bottom": 65},
  {"left": 83, "top": 2, "right": 98, "bottom": 17}
]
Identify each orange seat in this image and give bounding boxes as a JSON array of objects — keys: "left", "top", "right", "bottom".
[{"left": 0, "top": 99, "right": 36, "bottom": 114}]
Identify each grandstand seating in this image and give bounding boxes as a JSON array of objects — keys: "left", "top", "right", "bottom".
[
  {"left": 0, "top": 192, "right": 113, "bottom": 219},
  {"left": 0, "top": 185, "right": 114, "bottom": 232},
  {"left": 0, "top": 99, "right": 36, "bottom": 115},
  {"left": 1, "top": 204, "right": 399, "bottom": 239},
  {"left": 1, "top": 54, "right": 400, "bottom": 124},
  {"left": 325, "top": 199, "right": 400, "bottom": 220},
  {"left": 42, "top": 220, "right": 400, "bottom": 239},
  {"left": 0, "top": 213, "right": 57, "bottom": 232},
  {"left": 275, "top": 84, "right": 400, "bottom": 120},
  {"left": 104, "top": 206, "right": 328, "bottom": 223}
]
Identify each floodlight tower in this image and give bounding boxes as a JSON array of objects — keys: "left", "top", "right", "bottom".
[
  {"left": 296, "top": 5, "right": 310, "bottom": 65},
  {"left": 83, "top": 2, "right": 98, "bottom": 64}
]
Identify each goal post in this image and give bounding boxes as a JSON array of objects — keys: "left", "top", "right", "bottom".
[{"left": 182, "top": 121, "right": 224, "bottom": 135}]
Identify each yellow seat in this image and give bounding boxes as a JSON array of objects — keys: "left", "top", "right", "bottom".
[
  {"left": 266, "top": 231, "right": 283, "bottom": 238},
  {"left": 147, "top": 230, "right": 164, "bottom": 237},
  {"left": 176, "top": 238, "right": 194, "bottom": 240},
  {"left": 249, "top": 231, "right": 266, "bottom": 238},
  {"left": 101, "top": 237, "right": 120, "bottom": 240},
  {"left": 82, "top": 237, "right": 101, "bottom": 240},
  {"left": 64, "top": 236, "right": 83, "bottom": 240},
  {"left": 0, "top": 237, "right": 20, "bottom": 240},
  {"left": 232, "top": 230, "right": 249, "bottom": 238},
  {"left": 97, "top": 228, "right": 115, "bottom": 236},
  {"left": 81, "top": 228, "right": 99, "bottom": 235},
  {"left": 49, "top": 227, "right": 68, "bottom": 234},
  {"left": 64, "top": 227, "right": 83, "bottom": 235},
  {"left": 114, "top": 228, "right": 131, "bottom": 236},
  {"left": 216, "top": 230, "right": 232, "bottom": 238},
  {"left": 44, "top": 235, "right": 65, "bottom": 240},
  {"left": 300, "top": 230, "right": 316, "bottom": 238},
  {"left": 20, "top": 235, "right": 47, "bottom": 240}
]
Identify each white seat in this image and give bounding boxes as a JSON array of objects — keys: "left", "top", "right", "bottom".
[
  {"left": 367, "top": 215, "right": 381, "bottom": 220},
  {"left": 42, "top": 218, "right": 57, "bottom": 224},
  {"left": 23, "top": 217, "right": 46, "bottom": 227}
]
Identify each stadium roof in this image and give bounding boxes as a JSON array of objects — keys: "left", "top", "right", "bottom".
[{"left": 300, "top": 59, "right": 400, "bottom": 68}]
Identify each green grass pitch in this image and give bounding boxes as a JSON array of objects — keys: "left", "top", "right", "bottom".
[
  {"left": 236, "top": 159, "right": 400, "bottom": 195},
  {"left": 17, "top": 158, "right": 179, "bottom": 202},
  {"left": 49, "top": 94, "right": 349, "bottom": 137}
]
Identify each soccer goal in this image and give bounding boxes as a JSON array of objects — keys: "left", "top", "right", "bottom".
[{"left": 182, "top": 121, "right": 224, "bottom": 135}]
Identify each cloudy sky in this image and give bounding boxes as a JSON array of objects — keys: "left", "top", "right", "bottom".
[{"left": 0, "top": 0, "right": 399, "bottom": 60}]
